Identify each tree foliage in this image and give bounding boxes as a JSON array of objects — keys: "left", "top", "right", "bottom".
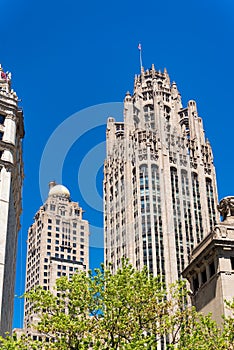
[{"left": 1, "top": 261, "right": 233, "bottom": 349}]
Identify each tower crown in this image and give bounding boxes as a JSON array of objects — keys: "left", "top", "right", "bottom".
[{"left": 48, "top": 182, "right": 71, "bottom": 199}]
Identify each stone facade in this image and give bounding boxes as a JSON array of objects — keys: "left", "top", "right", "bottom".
[
  {"left": 24, "top": 182, "right": 89, "bottom": 330},
  {"left": 0, "top": 65, "right": 24, "bottom": 335},
  {"left": 183, "top": 196, "right": 234, "bottom": 325},
  {"left": 104, "top": 65, "right": 219, "bottom": 289}
]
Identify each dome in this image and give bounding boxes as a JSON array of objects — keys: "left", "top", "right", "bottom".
[{"left": 48, "top": 184, "right": 70, "bottom": 198}]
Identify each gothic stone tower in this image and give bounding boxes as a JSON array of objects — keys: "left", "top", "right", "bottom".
[
  {"left": 0, "top": 65, "right": 24, "bottom": 335},
  {"left": 104, "top": 65, "right": 219, "bottom": 287}
]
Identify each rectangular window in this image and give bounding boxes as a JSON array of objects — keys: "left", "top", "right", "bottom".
[
  {"left": 0, "top": 132, "right": 3, "bottom": 140},
  {"left": 56, "top": 227, "right": 59, "bottom": 231},
  {"left": 48, "top": 226, "right": 52, "bottom": 230},
  {"left": 201, "top": 269, "right": 207, "bottom": 284},
  {"left": 56, "top": 219, "right": 60, "bottom": 225},
  {"left": 231, "top": 257, "right": 234, "bottom": 270},
  {"left": 0, "top": 114, "right": 5, "bottom": 124},
  {"left": 209, "top": 261, "right": 216, "bottom": 277}
]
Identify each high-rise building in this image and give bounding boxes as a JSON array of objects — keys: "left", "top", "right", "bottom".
[
  {"left": 104, "top": 65, "right": 219, "bottom": 287},
  {"left": 0, "top": 65, "right": 24, "bottom": 335},
  {"left": 24, "top": 182, "right": 89, "bottom": 329},
  {"left": 183, "top": 196, "right": 234, "bottom": 326}
]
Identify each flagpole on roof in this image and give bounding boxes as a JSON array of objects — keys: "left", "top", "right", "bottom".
[{"left": 138, "top": 43, "right": 143, "bottom": 70}]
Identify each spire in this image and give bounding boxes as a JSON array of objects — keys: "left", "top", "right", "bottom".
[{"left": 138, "top": 43, "right": 143, "bottom": 72}]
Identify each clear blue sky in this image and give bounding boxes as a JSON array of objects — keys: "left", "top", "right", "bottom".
[{"left": 1, "top": 0, "right": 234, "bottom": 328}]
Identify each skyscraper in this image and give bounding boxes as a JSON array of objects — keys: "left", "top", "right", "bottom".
[
  {"left": 0, "top": 65, "right": 24, "bottom": 335},
  {"left": 104, "top": 65, "right": 219, "bottom": 287},
  {"left": 24, "top": 182, "right": 89, "bottom": 330}
]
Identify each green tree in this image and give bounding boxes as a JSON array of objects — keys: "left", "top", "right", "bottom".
[{"left": 0, "top": 261, "right": 233, "bottom": 349}]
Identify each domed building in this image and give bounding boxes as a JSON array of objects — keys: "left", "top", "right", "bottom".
[{"left": 24, "top": 181, "right": 90, "bottom": 332}]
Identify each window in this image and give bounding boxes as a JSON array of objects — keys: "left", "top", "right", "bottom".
[
  {"left": 47, "top": 232, "right": 51, "bottom": 237},
  {"left": 48, "top": 226, "right": 52, "bottom": 230},
  {"left": 56, "top": 227, "right": 59, "bottom": 232},
  {"left": 209, "top": 261, "right": 216, "bottom": 277},
  {"left": 80, "top": 232, "right": 84, "bottom": 236},
  {"left": 56, "top": 234, "right": 59, "bottom": 238},
  {"left": 47, "top": 239, "right": 51, "bottom": 243},
  {"left": 201, "top": 269, "right": 207, "bottom": 284},
  {"left": 81, "top": 225, "right": 84, "bottom": 229},
  {"left": 0, "top": 132, "right": 3, "bottom": 140},
  {"left": 231, "top": 257, "right": 234, "bottom": 270},
  {"left": 193, "top": 275, "right": 199, "bottom": 292},
  {"left": 0, "top": 115, "right": 5, "bottom": 124},
  {"left": 48, "top": 219, "right": 52, "bottom": 223},
  {"left": 50, "top": 204, "right": 55, "bottom": 211},
  {"left": 56, "top": 219, "right": 60, "bottom": 225}
]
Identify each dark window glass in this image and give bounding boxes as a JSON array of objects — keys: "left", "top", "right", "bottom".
[
  {"left": 201, "top": 269, "right": 207, "bottom": 284},
  {"left": 209, "top": 261, "right": 216, "bottom": 277}
]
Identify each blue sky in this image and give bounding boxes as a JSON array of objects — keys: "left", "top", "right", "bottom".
[{"left": 1, "top": 0, "right": 234, "bottom": 328}]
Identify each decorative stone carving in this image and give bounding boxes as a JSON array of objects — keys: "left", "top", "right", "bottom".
[{"left": 217, "top": 196, "right": 234, "bottom": 221}]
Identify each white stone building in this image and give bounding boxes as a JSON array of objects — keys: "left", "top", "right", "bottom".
[
  {"left": 0, "top": 65, "right": 24, "bottom": 335},
  {"left": 104, "top": 65, "right": 219, "bottom": 287},
  {"left": 183, "top": 196, "right": 234, "bottom": 326},
  {"left": 24, "top": 182, "right": 89, "bottom": 329}
]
